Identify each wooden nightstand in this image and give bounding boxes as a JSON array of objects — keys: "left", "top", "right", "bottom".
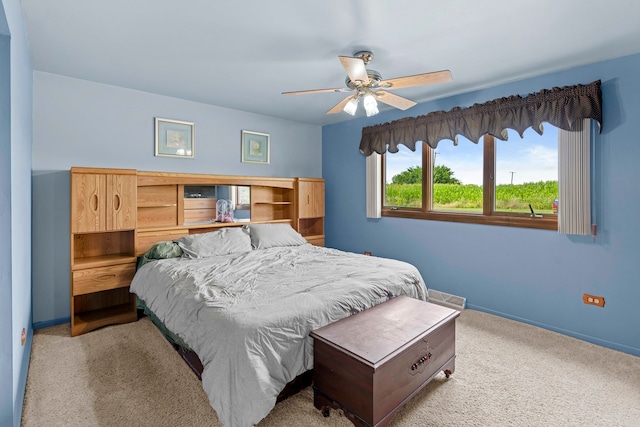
[{"left": 70, "top": 167, "right": 137, "bottom": 336}]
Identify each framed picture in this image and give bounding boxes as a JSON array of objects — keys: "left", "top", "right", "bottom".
[
  {"left": 155, "top": 118, "right": 195, "bottom": 158},
  {"left": 241, "top": 130, "right": 270, "bottom": 164}
]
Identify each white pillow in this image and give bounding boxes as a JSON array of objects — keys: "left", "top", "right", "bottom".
[
  {"left": 244, "top": 223, "right": 307, "bottom": 249},
  {"left": 174, "top": 227, "right": 252, "bottom": 259}
]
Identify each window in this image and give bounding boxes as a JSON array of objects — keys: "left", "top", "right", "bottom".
[
  {"left": 384, "top": 144, "right": 422, "bottom": 208},
  {"left": 495, "top": 127, "right": 558, "bottom": 215},
  {"left": 431, "top": 135, "right": 483, "bottom": 213},
  {"left": 365, "top": 81, "right": 600, "bottom": 232},
  {"left": 382, "top": 125, "right": 560, "bottom": 230}
]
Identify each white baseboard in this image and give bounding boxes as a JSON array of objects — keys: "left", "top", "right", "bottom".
[{"left": 428, "top": 289, "right": 466, "bottom": 310}]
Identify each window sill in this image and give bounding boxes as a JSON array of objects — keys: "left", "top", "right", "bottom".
[{"left": 382, "top": 208, "right": 557, "bottom": 231}]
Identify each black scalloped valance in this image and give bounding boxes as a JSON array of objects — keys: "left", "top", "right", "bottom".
[{"left": 359, "top": 80, "right": 602, "bottom": 155}]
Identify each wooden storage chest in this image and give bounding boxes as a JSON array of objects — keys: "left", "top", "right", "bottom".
[{"left": 310, "top": 296, "right": 460, "bottom": 427}]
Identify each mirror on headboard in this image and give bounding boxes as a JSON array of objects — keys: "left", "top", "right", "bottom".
[{"left": 232, "top": 186, "right": 251, "bottom": 221}]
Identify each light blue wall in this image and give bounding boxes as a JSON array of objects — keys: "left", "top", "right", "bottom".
[
  {"left": 31, "top": 71, "right": 322, "bottom": 325},
  {"left": 323, "top": 53, "right": 640, "bottom": 356},
  {"left": 1, "top": 0, "right": 33, "bottom": 425}
]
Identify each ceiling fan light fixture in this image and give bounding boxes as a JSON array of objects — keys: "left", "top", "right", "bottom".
[
  {"left": 283, "top": 50, "right": 451, "bottom": 117},
  {"left": 363, "top": 92, "right": 379, "bottom": 116},
  {"left": 343, "top": 96, "right": 359, "bottom": 115}
]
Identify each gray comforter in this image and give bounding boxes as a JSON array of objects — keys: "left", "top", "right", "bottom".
[{"left": 130, "top": 243, "right": 428, "bottom": 427}]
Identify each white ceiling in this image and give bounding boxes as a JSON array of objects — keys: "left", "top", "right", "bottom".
[{"left": 20, "top": 0, "right": 640, "bottom": 126}]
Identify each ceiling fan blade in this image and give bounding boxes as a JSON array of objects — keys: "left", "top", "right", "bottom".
[
  {"left": 339, "top": 56, "right": 370, "bottom": 86},
  {"left": 375, "top": 90, "right": 416, "bottom": 110},
  {"left": 326, "top": 95, "right": 354, "bottom": 114},
  {"left": 380, "top": 70, "right": 452, "bottom": 89},
  {"left": 282, "top": 87, "right": 349, "bottom": 95}
]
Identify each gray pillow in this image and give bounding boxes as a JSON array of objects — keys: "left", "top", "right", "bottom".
[
  {"left": 244, "top": 223, "right": 307, "bottom": 249},
  {"left": 174, "top": 227, "right": 252, "bottom": 259}
]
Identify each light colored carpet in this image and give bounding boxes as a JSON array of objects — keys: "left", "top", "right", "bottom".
[{"left": 22, "top": 310, "right": 640, "bottom": 426}]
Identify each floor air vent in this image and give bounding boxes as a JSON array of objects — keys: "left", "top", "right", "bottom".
[{"left": 427, "top": 289, "right": 466, "bottom": 310}]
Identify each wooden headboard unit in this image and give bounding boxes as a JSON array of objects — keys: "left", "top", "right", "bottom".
[
  {"left": 69, "top": 167, "right": 324, "bottom": 335},
  {"left": 135, "top": 170, "right": 300, "bottom": 256}
]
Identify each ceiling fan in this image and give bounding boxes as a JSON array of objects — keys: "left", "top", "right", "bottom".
[{"left": 282, "top": 51, "right": 452, "bottom": 117}]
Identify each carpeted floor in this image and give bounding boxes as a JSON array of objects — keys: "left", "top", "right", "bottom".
[{"left": 22, "top": 309, "right": 640, "bottom": 426}]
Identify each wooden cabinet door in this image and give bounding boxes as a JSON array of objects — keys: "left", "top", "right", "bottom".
[
  {"left": 298, "top": 180, "right": 313, "bottom": 218},
  {"left": 312, "top": 181, "right": 325, "bottom": 217},
  {"left": 106, "top": 174, "right": 136, "bottom": 230},
  {"left": 71, "top": 173, "right": 106, "bottom": 233},
  {"left": 298, "top": 179, "right": 325, "bottom": 218}
]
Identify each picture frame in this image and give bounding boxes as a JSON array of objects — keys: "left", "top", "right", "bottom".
[
  {"left": 241, "top": 130, "right": 270, "bottom": 164},
  {"left": 155, "top": 118, "right": 195, "bottom": 158}
]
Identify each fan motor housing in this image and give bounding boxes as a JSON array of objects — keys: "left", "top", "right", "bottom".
[{"left": 345, "top": 69, "right": 382, "bottom": 90}]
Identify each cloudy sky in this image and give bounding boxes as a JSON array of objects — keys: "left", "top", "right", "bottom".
[{"left": 385, "top": 125, "right": 559, "bottom": 186}]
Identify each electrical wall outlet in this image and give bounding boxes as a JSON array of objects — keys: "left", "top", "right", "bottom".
[{"left": 583, "top": 293, "right": 605, "bottom": 307}]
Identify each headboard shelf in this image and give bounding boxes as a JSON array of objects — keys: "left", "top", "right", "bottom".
[
  {"left": 137, "top": 202, "right": 177, "bottom": 208},
  {"left": 254, "top": 201, "right": 292, "bottom": 205},
  {"left": 135, "top": 171, "right": 298, "bottom": 231},
  {"left": 137, "top": 171, "right": 296, "bottom": 189}
]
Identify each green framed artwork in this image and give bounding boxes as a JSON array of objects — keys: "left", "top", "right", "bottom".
[
  {"left": 155, "top": 118, "right": 195, "bottom": 158},
  {"left": 241, "top": 130, "right": 270, "bottom": 164}
]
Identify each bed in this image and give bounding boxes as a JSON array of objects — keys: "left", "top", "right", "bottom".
[{"left": 130, "top": 223, "right": 428, "bottom": 427}]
